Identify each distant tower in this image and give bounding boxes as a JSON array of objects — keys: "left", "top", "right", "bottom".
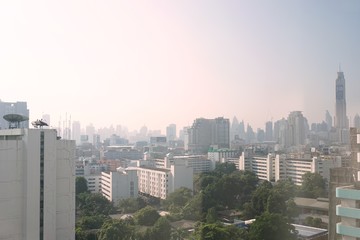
[
  {"left": 335, "top": 70, "right": 348, "bottom": 129},
  {"left": 287, "top": 111, "right": 306, "bottom": 146},
  {"left": 265, "top": 121, "right": 273, "bottom": 141},
  {"left": 325, "top": 110, "right": 332, "bottom": 131},
  {"left": 166, "top": 124, "right": 177, "bottom": 142},
  {"left": 354, "top": 114, "right": 360, "bottom": 129}
]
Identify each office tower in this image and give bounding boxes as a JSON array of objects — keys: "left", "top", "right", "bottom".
[
  {"left": 86, "top": 124, "right": 95, "bottom": 144},
  {"left": 0, "top": 100, "right": 29, "bottom": 129},
  {"left": 265, "top": 121, "right": 273, "bottom": 141},
  {"left": 257, "top": 128, "right": 265, "bottom": 143},
  {"left": 230, "top": 116, "right": 239, "bottom": 140},
  {"left": 239, "top": 120, "right": 246, "bottom": 139},
  {"left": 354, "top": 114, "right": 360, "bottom": 129},
  {"left": 335, "top": 70, "right": 348, "bottom": 129},
  {"left": 325, "top": 110, "right": 332, "bottom": 131},
  {"left": 287, "top": 111, "right": 306, "bottom": 146},
  {"left": 0, "top": 128, "right": 75, "bottom": 240},
  {"left": 72, "top": 121, "right": 81, "bottom": 145},
  {"left": 246, "top": 124, "right": 255, "bottom": 143},
  {"left": 187, "top": 117, "right": 230, "bottom": 153},
  {"left": 166, "top": 124, "right": 177, "bottom": 142}
]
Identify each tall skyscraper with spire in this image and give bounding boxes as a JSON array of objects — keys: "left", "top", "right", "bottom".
[{"left": 335, "top": 69, "right": 348, "bottom": 130}]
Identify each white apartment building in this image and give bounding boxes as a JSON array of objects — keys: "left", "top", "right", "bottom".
[
  {"left": 137, "top": 156, "right": 193, "bottom": 199},
  {"left": 101, "top": 168, "right": 138, "bottom": 203},
  {"left": 154, "top": 155, "right": 214, "bottom": 174},
  {"left": 239, "top": 152, "right": 276, "bottom": 182},
  {"left": 239, "top": 151, "right": 341, "bottom": 185},
  {"left": 207, "top": 148, "right": 240, "bottom": 162},
  {"left": 85, "top": 175, "right": 102, "bottom": 193},
  {"left": 0, "top": 128, "right": 75, "bottom": 240}
]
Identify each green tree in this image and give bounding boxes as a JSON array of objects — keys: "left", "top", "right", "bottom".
[
  {"left": 134, "top": 206, "right": 160, "bottom": 226},
  {"left": 77, "top": 215, "right": 109, "bottom": 230},
  {"left": 195, "top": 223, "right": 231, "bottom": 240},
  {"left": 146, "top": 217, "right": 172, "bottom": 240},
  {"left": 164, "top": 187, "right": 193, "bottom": 210},
  {"left": 76, "top": 176, "right": 88, "bottom": 195},
  {"left": 266, "top": 189, "right": 287, "bottom": 215},
  {"left": 118, "top": 197, "right": 146, "bottom": 213},
  {"left": 298, "top": 172, "right": 327, "bottom": 198},
  {"left": 97, "top": 219, "right": 133, "bottom": 240},
  {"left": 77, "top": 192, "right": 115, "bottom": 217},
  {"left": 248, "top": 212, "right": 297, "bottom": 240},
  {"left": 205, "top": 207, "right": 218, "bottom": 223},
  {"left": 170, "top": 228, "right": 187, "bottom": 240},
  {"left": 243, "top": 181, "right": 273, "bottom": 218},
  {"left": 182, "top": 193, "right": 203, "bottom": 221},
  {"left": 304, "top": 216, "right": 323, "bottom": 228},
  {"left": 214, "top": 162, "right": 237, "bottom": 176},
  {"left": 273, "top": 178, "right": 298, "bottom": 200}
]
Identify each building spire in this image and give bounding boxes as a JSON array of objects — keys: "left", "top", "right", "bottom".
[{"left": 339, "top": 63, "right": 342, "bottom": 72}]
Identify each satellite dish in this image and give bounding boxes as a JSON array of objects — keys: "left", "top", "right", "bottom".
[{"left": 3, "top": 114, "right": 29, "bottom": 129}]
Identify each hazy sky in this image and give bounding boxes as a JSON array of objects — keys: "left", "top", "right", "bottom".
[{"left": 1, "top": 1, "right": 360, "bottom": 133}]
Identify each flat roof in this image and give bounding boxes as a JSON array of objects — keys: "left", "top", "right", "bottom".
[
  {"left": 292, "top": 224, "right": 328, "bottom": 238},
  {"left": 294, "top": 197, "right": 329, "bottom": 211},
  {"left": 138, "top": 166, "right": 170, "bottom": 173}
]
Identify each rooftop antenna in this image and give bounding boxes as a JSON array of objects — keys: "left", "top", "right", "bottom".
[{"left": 339, "top": 63, "right": 342, "bottom": 72}]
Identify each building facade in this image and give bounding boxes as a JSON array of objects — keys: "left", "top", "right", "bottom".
[
  {"left": 137, "top": 156, "right": 193, "bottom": 199},
  {"left": 101, "top": 168, "right": 138, "bottom": 203},
  {"left": 239, "top": 151, "right": 342, "bottom": 185},
  {"left": 187, "top": 117, "right": 230, "bottom": 153},
  {"left": 0, "top": 129, "right": 75, "bottom": 240},
  {"left": 333, "top": 128, "right": 360, "bottom": 239}
]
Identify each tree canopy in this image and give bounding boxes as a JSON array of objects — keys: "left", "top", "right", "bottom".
[
  {"left": 248, "top": 212, "right": 298, "bottom": 240},
  {"left": 298, "top": 172, "right": 327, "bottom": 198},
  {"left": 134, "top": 206, "right": 160, "bottom": 226},
  {"left": 76, "top": 176, "right": 88, "bottom": 195}
]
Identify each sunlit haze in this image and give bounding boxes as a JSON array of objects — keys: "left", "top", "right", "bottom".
[{"left": 1, "top": 1, "right": 360, "bottom": 133}]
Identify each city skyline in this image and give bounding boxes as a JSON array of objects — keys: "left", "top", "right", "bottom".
[{"left": 1, "top": 1, "right": 360, "bottom": 133}]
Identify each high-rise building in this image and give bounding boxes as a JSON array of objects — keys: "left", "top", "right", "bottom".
[
  {"left": 187, "top": 117, "right": 230, "bottom": 153},
  {"left": 230, "top": 116, "right": 239, "bottom": 140},
  {"left": 166, "top": 124, "right": 177, "bottom": 142},
  {"left": 325, "top": 110, "right": 332, "bottom": 131},
  {"left": 354, "top": 114, "right": 360, "bottom": 129},
  {"left": 265, "top": 121, "right": 273, "bottom": 141},
  {"left": 72, "top": 121, "right": 81, "bottom": 145},
  {"left": 287, "top": 111, "right": 306, "bottom": 146},
  {"left": 335, "top": 70, "right": 348, "bottom": 129},
  {"left": 0, "top": 100, "right": 29, "bottom": 129},
  {"left": 0, "top": 128, "right": 75, "bottom": 240}
]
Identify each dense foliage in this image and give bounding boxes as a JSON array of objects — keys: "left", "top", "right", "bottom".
[{"left": 76, "top": 177, "right": 88, "bottom": 195}]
